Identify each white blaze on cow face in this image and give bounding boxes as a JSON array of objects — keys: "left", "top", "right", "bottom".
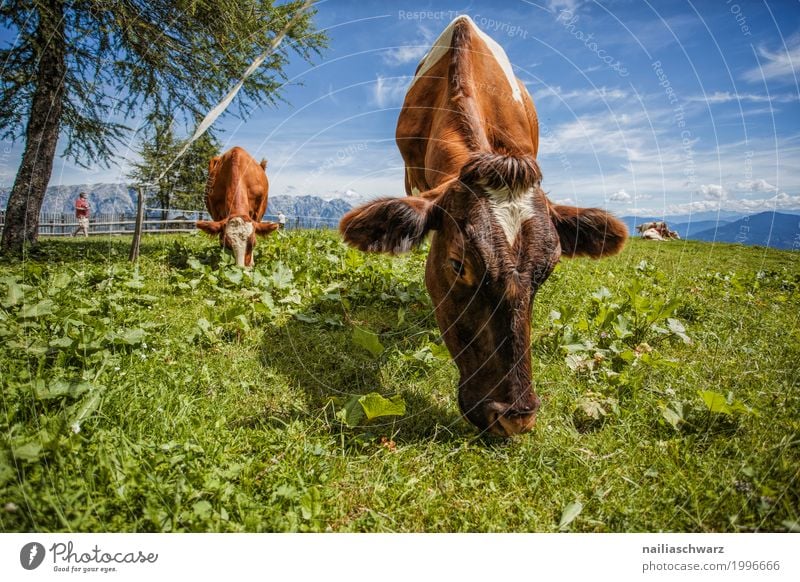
[
  {"left": 486, "top": 185, "right": 537, "bottom": 245},
  {"left": 225, "top": 217, "right": 254, "bottom": 267},
  {"left": 409, "top": 15, "right": 522, "bottom": 103}
]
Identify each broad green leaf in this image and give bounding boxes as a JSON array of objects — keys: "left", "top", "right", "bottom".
[
  {"left": 19, "top": 299, "right": 56, "bottom": 319},
  {"left": 666, "top": 318, "right": 691, "bottom": 344},
  {"left": 192, "top": 500, "right": 213, "bottom": 519},
  {"left": 577, "top": 398, "right": 606, "bottom": 420},
  {"left": 114, "top": 327, "right": 146, "bottom": 345},
  {"left": 352, "top": 327, "right": 384, "bottom": 356},
  {"left": 294, "top": 312, "right": 319, "bottom": 323},
  {"left": 558, "top": 501, "right": 583, "bottom": 530},
  {"left": 50, "top": 271, "right": 72, "bottom": 290},
  {"left": 2, "top": 279, "right": 23, "bottom": 307},
  {"left": 299, "top": 488, "right": 321, "bottom": 520},
  {"left": 613, "top": 314, "right": 632, "bottom": 338},
  {"left": 336, "top": 395, "right": 365, "bottom": 427},
  {"left": 222, "top": 268, "right": 242, "bottom": 285},
  {"left": 221, "top": 304, "right": 247, "bottom": 322},
  {"left": 12, "top": 440, "right": 43, "bottom": 462},
  {"left": 0, "top": 459, "right": 13, "bottom": 487},
  {"left": 260, "top": 291, "right": 275, "bottom": 310},
  {"left": 661, "top": 403, "right": 684, "bottom": 429},
  {"left": 69, "top": 390, "right": 103, "bottom": 425},
  {"left": 698, "top": 390, "right": 732, "bottom": 415},
  {"left": 429, "top": 342, "right": 450, "bottom": 361},
  {"left": 35, "top": 380, "right": 92, "bottom": 400},
  {"left": 271, "top": 262, "right": 294, "bottom": 289},
  {"left": 592, "top": 287, "right": 611, "bottom": 301},
  {"left": 359, "top": 393, "right": 406, "bottom": 420},
  {"left": 49, "top": 336, "right": 75, "bottom": 349}
]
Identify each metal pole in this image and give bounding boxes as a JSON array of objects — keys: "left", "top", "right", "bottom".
[{"left": 129, "top": 186, "right": 145, "bottom": 262}]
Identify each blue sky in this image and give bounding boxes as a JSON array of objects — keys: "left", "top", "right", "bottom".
[{"left": 2, "top": 0, "right": 799, "bottom": 216}]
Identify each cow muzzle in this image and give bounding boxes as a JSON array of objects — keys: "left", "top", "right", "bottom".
[
  {"left": 488, "top": 406, "right": 538, "bottom": 437},
  {"left": 460, "top": 393, "right": 541, "bottom": 437}
]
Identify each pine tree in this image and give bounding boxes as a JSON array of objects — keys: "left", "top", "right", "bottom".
[
  {"left": 0, "top": 0, "right": 325, "bottom": 252},
  {"left": 127, "top": 117, "right": 221, "bottom": 221}
]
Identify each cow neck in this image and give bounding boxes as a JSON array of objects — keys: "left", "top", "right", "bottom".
[{"left": 226, "top": 152, "right": 252, "bottom": 219}]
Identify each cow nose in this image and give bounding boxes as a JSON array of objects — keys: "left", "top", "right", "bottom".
[{"left": 488, "top": 400, "right": 540, "bottom": 437}]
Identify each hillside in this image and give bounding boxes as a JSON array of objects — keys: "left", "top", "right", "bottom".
[
  {"left": 0, "top": 183, "right": 137, "bottom": 214},
  {"left": 0, "top": 184, "right": 353, "bottom": 222},
  {"left": 0, "top": 233, "right": 797, "bottom": 533},
  {"left": 265, "top": 195, "right": 352, "bottom": 221},
  {"left": 690, "top": 212, "right": 800, "bottom": 249},
  {"left": 620, "top": 211, "right": 743, "bottom": 236}
]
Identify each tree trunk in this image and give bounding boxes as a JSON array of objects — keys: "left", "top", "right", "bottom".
[{"left": 1, "top": 1, "right": 66, "bottom": 253}]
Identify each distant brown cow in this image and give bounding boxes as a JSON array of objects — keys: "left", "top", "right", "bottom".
[
  {"left": 196, "top": 147, "right": 278, "bottom": 267},
  {"left": 339, "top": 16, "right": 627, "bottom": 437}
]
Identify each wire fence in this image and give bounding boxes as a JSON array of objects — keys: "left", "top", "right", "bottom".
[{"left": 0, "top": 210, "right": 341, "bottom": 236}]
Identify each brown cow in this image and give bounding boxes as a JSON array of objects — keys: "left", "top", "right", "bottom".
[
  {"left": 340, "top": 16, "right": 627, "bottom": 437},
  {"left": 196, "top": 147, "right": 278, "bottom": 267}
]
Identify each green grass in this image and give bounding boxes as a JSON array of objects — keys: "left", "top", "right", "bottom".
[{"left": 1, "top": 231, "right": 798, "bottom": 532}]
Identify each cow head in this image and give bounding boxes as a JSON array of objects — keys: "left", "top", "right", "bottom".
[
  {"left": 340, "top": 153, "right": 627, "bottom": 436},
  {"left": 196, "top": 216, "right": 278, "bottom": 267}
]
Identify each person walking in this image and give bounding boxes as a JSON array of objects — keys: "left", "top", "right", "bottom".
[
  {"left": 277, "top": 211, "right": 287, "bottom": 230},
  {"left": 72, "top": 192, "right": 90, "bottom": 237}
]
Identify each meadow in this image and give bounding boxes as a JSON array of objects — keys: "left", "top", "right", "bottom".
[{"left": 0, "top": 230, "right": 798, "bottom": 532}]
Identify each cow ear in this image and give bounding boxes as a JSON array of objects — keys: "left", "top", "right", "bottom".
[
  {"left": 549, "top": 204, "right": 628, "bottom": 258},
  {"left": 260, "top": 159, "right": 268, "bottom": 171},
  {"left": 254, "top": 221, "right": 278, "bottom": 236},
  {"left": 196, "top": 220, "right": 224, "bottom": 234},
  {"left": 339, "top": 196, "right": 441, "bottom": 254}
]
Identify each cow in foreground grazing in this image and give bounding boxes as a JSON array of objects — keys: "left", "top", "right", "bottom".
[
  {"left": 196, "top": 146, "right": 278, "bottom": 267},
  {"left": 339, "top": 16, "right": 627, "bottom": 437}
]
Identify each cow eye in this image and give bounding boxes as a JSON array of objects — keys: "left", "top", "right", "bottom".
[{"left": 449, "top": 259, "right": 465, "bottom": 276}]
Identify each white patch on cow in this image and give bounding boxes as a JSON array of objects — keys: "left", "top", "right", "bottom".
[
  {"left": 408, "top": 16, "right": 521, "bottom": 103},
  {"left": 470, "top": 20, "right": 522, "bottom": 103},
  {"left": 409, "top": 18, "right": 456, "bottom": 90},
  {"left": 486, "top": 185, "right": 536, "bottom": 245},
  {"left": 407, "top": 168, "right": 421, "bottom": 196},
  {"left": 225, "top": 217, "right": 254, "bottom": 266},
  {"left": 641, "top": 228, "right": 664, "bottom": 241}
]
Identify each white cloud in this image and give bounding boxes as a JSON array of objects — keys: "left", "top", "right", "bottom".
[
  {"left": 539, "top": 109, "right": 659, "bottom": 163},
  {"left": 609, "top": 189, "right": 631, "bottom": 202},
  {"left": 736, "top": 179, "right": 778, "bottom": 193},
  {"left": 687, "top": 91, "right": 797, "bottom": 104},
  {"left": 370, "top": 75, "right": 411, "bottom": 108},
  {"left": 698, "top": 184, "right": 727, "bottom": 200},
  {"left": 533, "top": 85, "right": 629, "bottom": 104},
  {"left": 546, "top": 0, "right": 587, "bottom": 12},
  {"left": 382, "top": 44, "right": 428, "bottom": 67},
  {"left": 743, "top": 35, "right": 800, "bottom": 83},
  {"left": 660, "top": 191, "right": 800, "bottom": 215},
  {"left": 382, "top": 27, "right": 435, "bottom": 67}
]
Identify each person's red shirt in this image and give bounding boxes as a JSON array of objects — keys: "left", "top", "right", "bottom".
[{"left": 75, "top": 198, "right": 89, "bottom": 218}]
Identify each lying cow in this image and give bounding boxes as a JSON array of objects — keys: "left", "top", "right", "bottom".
[
  {"left": 641, "top": 228, "right": 665, "bottom": 241},
  {"left": 340, "top": 16, "right": 627, "bottom": 437},
  {"left": 196, "top": 147, "right": 278, "bottom": 267},
  {"left": 636, "top": 221, "right": 666, "bottom": 234}
]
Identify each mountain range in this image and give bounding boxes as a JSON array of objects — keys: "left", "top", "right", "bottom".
[
  {"left": 1, "top": 183, "right": 798, "bottom": 250},
  {"left": 0, "top": 184, "right": 355, "bottom": 222},
  {"left": 622, "top": 212, "right": 800, "bottom": 250}
]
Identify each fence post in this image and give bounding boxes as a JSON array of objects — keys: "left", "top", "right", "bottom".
[{"left": 129, "top": 186, "right": 145, "bottom": 262}]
